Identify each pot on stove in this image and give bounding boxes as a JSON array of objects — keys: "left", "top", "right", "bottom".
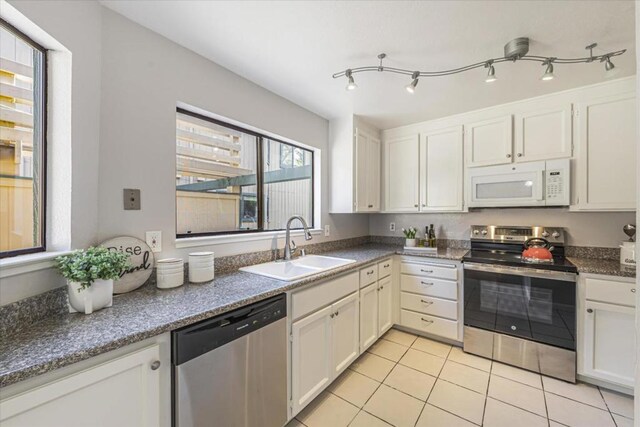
[{"left": 522, "top": 237, "right": 554, "bottom": 263}]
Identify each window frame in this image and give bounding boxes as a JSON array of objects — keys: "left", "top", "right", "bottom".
[
  {"left": 0, "top": 18, "right": 48, "bottom": 259},
  {"left": 175, "top": 107, "right": 315, "bottom": 239}
]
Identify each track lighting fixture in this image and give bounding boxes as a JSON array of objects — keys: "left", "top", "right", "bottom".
[
  {"left": 333, "top": 38, "right": 625, "bottom": 91},
  {"left": 406, "top": 72, "right": 419, "bottom": 93}
]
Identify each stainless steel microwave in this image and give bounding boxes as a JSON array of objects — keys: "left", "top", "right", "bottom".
[{"left": 467, "top": 159, "right": 570, "bottom": 208}]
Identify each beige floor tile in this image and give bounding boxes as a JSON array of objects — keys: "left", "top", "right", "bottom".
[
  {"left": 600, "top": 389, "right": 634, "bottom": 418},
  {"left": 383, "top": 363, "right": 436, "bottom": 401},
  {"left": 447, "top": 346, "right": 492, "bottom": 372},
  {"left": 399, "top": 348, "right": 446, "bottom": 376},
  {"left": 439, "top": 360, "right": 490, "bottom": 394},
  {"left": 491, "top": 362, "right": 542, "bottom": 389},
  {"left": 348, "top": 410, "right": 392, "bottom": 427},
  {"left": 488, "top": 375, "right": 546, "bottom": 417},
  {"left": 297, "top": 392, "right": 359, "bottom": 427},
  {"left": 542, "top": 377, "right": 606, "bottom": 409},
  {"left": 482, "top": 397, "right": 548, "bottom": 427},
  {"left": 383, "top": 328, "right": 418, "bottom": 347},
  {"left": 415, "top": 403, "right": 477, "bottom": 427},
  {"left": 612, "top": 414, "right": 634, "bottom": 427},
  {"left": 328, "top": 369, "right": 380, "bottom": 408},
  {"left": 545, "top": 392, "right": 615, "bottom": 427},
  {"left": 411, "top": 336, "right": 452, "bottom": 358},
  {"left": 351, "top": 352, "right": 395, "bottom": 382},
  {"left": 427, "top": 379, "right": 486, "bottom": 425},
  {"left": 368, "top": 338, "right": 409, "bottom": 362},
  {"left": 363, "top": 384, "right": 424, "bottom": 427},
  {"left": 286, "top": 418, "right": 306, "bottom": 427},
  {"left": 549, "top": 422, "right": 567, "bottom": 427}
]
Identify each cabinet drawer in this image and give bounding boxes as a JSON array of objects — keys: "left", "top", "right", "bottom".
[
  {"left": 401, "top": 262, "right": 457, "bottom": 281},
  {"left": 292, "top": 272, "right": 359, "bottom": 320},
  {"left": 400, "top": 292, "right": 458, "bottom": 320},
  {"left": 401, "top": 275, "right": 457, "bottom": 300},
  {"left": 378, "top": 259, "right": 392, "bottom": 279},
  {"left": 400, "top": 309, "right": 458, "bottom": 340},
  {"left": 585, "top": 276, "right": 636, "bottom": 307},
  {"left": 359, "top": 265, "right": 378, "bottom": 288}
]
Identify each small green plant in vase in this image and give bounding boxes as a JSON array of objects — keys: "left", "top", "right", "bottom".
[
  {"left": 402, "top": 227, "right": 418, "bottom": 247},
  {"left": 56, "top": 247, "right": 130, "bottom": 314}
]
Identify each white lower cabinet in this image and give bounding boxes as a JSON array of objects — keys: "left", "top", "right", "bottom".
[
  {"left": 378, "top": 275, "right": 393, "bottom": 333},
  {"left": 331, "top": 292, "right": 360, "bottom": 375},
  {"left": 0, "top": 342, "right": 166, "bottom": 427},
  {"left": 578, "top": 274, "right": 636, "bottom": 389},
  {"left": 360, "top": 282, "right": 379, "bottom": 351}
]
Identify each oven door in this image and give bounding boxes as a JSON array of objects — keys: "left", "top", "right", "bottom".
[
  {"left": 468, "top": 161, "right": 545, "bottom": 207},
  {"left": 463, "top": 263, "right": 576, "bottom": 350}
]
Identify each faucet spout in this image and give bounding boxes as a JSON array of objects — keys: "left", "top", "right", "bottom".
[{"left": 284, "top": 215, "right": 312, "bottom": 260}]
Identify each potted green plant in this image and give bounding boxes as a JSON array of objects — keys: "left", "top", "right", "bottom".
[
  {"left": 402, "top": 227, "right": 418, "bottom": 247},
  {"left": 56, "top": 247, "right": 130, "bottom": 314}
]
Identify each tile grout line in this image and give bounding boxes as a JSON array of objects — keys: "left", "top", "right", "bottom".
[
  {"left": 480, "top": 360, "right": 494, "bottom": 426},
  {"left": 597, "top": 386, "right": 621, "bottom": 427}
]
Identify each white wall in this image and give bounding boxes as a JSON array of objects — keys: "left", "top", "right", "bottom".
[{"left": 370, "top": 209, "right": 635, "bottom": 247}]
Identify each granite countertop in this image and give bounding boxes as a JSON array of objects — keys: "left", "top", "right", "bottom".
[
  {"left": 1, "top": 243, "right": 467, "bottom": 388},
  {"left": 567, "top": 257, "right": 636, "bottom": 278}
]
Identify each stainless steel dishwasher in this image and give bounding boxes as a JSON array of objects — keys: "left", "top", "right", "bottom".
[{"left": 172, "top": 294, "right": 287, "bottom": 427}]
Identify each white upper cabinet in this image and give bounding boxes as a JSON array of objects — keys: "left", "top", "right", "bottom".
[
  {"left": 573, "top": 92, "right": 636, "bottom": 211},
  {"left": 465, "top": 115, "right": 513, "bottom": 167},
  {"left": 329, "top": 116, "right": 381, "bottom": 213},
  {"left": 384, "top": 134, "right": 420, "bottom": 212},
  {"left": 514, "top": 103, "right": 572, "bottom": 162},
  {"left": 420, "top": 126, "right": 464, "bottom": 211}
]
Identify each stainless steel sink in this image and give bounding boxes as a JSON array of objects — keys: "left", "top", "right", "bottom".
[{"left": 240, "top": 255, "right": 356, "bottom": 281}]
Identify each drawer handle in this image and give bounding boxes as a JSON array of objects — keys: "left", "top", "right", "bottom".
[
  {"left": 420, "top": 299, "right": 433, "bottom": 305},
  {"left": 384, "top": 264, "right": 390, "bottom": 268},
  {"left": 367, "top": 270, "right": 374, "bottom": 275},
  {"left": 631, "top": 288, "right": 636, "bottom": 293},
  {"left": 150, "top": 360, "right": 161, "bottom": 371},
  {"left": 368, "top": 204, "right": 373, "bottom": 208},
  {"left": 420, "top": 269, "right": 434, "bottom": 273},
  {"left": 421, "top": 318, "right": 434, "bottom": 324},
  {"left": 421, "top": 281, "right": 434, "bottom": 286},
  {"left": 587, "top": 308, "right": 593, "bottom": 314}
]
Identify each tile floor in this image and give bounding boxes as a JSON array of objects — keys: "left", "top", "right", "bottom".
[{"left": 288, "top": 328, "right": 634, "bottom": 427}]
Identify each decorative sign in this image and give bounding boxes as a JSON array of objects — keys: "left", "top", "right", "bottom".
[{"left": 100, "top": 236, "right": 155, "bottom": 294}]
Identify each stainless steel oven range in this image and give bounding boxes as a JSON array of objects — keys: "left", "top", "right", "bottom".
[{"left": 462, "top": 225, "right": 578, "bottom": 382}]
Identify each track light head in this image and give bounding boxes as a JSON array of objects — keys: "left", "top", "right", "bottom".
[
  {"left": 604, "top": 56, "right": 615, "bottom": 72},
  {"left": 541, "top": 62, "right": 555, "bottom": 81},
  {"left": 406, "top": 72, "right": 420, "bottom": 94},
  {"left": 345, "top": 69, "right": 357, "bottom": 91},
  {"left": 485, "top": 64, "right": 497, "bottom": 83}
]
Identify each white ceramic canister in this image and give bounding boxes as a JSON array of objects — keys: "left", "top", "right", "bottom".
[
  {"left": 189, "top": 252, "right": 215, "bottom": 283},
  {"left": 620, "top": 242, "right": 636, "bottom": 267},
  {"left": 156, "top": 258, "right": 185, "bottom": 289}
]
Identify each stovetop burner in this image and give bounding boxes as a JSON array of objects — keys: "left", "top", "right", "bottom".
[{"left": 462, "top": 249, "right": 577, "bottom": 273}]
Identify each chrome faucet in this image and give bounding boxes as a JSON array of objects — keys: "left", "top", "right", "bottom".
[{"left": 283, "top": 215, "right": 312, "bottom": 260}]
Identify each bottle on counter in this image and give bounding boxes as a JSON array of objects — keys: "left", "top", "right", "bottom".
[{"left": 428, "top": 224, "right": 437, "bottom": 248}]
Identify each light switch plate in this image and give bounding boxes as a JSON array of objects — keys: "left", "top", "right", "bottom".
[
  {"left": 123, "top": 189, "right": 141, "bottom": 210},
  {"left": 146, "top": 231, "right": 162, "bottom": 253},
  {"left": 390, "top": 222, "right": 396, "bottom": 232},
  {"left": 324, "top": 225, "right": 330, "bottom": 237}
]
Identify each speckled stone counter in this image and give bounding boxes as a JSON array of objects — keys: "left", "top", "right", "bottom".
[
  {"left": 568, "top": 257, "right": 636, "bottom": 278},
  {"left": 1, "top": 243, "right": 468, "bottom": 388},
  {"left": 397, "top": 247, "right": 468, "bottom": 261}
]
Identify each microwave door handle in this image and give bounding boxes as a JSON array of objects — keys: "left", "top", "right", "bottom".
[{"left": 536, "top": 170, "right": 544, "bottom": 201}]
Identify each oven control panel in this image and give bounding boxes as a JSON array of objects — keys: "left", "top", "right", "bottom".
[{"left": 470, "top": 225, "right": 565, "bottom": 244}]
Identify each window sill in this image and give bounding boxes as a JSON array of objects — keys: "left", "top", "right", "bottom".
[
  {"left": 0, "top": 250, "right": 72, "bottom": 279},
  {"left": 175, "top": 229, "right": 323, "bottom": 249}
]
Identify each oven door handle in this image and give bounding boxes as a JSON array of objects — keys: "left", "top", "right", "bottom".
[{"left": 463, "top": 262, "right": 576, "bottom": 282}]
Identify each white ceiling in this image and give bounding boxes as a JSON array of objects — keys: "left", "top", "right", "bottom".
[{"left": 100, "top": 0, "right": 636, "bottom": 129}]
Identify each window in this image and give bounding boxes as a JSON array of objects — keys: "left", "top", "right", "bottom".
[
  {"left": 0, "top": 20, "right": 47, "bottom": 258},
  {"left": 176, "top": 109, "right": 314, "bottom": 237}
]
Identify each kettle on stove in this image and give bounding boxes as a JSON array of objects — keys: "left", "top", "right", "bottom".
[
  {"left": 620, "top": 224, "right": 636, "bottom": 267},
  {"left": 522, "top": 237, "right": 554, "bottom": 263}
]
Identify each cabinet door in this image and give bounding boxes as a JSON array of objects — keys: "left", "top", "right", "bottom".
[
  {"left": 355, "top": 129, "right": 370, "bottom": 212},
  {"left": 465, "top": 115, "right": 513, "bottom": 167},
  {"left": 581, "top": 301, "right": 635, "bottom": 387},
  {"left": 332, "top": 292, "right": 360, "bottom": 376},
  {"left": 291, "top": 306, "right": 333, "bottom": 415},
  {"left": 367, "top": 136, "right": 381, "bottom": 211},
  {"left": 377, "top": 276, "right": 393, "bottom": 335},
  {"left": 359, "top": 283, "right": 378, "bottom": 352},
  {"left": 514, "top": 103, "right": 572, "bottom": 162},
  {"left": 575, "top": 93, "right": 636, "bottom": 210},
  {"left": 0, "top": 345, "right": 161, "bottom": 427},
  {"left": 385, "top": 135, "right": 420, "bottom": 211},
  {"left": 420, "top": 126, "right": 463, "bottom": 211}
]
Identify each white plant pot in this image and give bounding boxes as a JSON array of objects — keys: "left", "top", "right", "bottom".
[
  {"left": 68, "top": 279, "right": 114, "bottom": 314},
  {"left": 405, "top": 238, "right": 417, "bottom": 247}
]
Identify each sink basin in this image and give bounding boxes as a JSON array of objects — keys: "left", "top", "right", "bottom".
[{"left": 240, "top": 255, "right": 356, "bottom": 281}]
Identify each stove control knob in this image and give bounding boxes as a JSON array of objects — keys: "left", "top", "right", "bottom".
[
  {"left": 541, "top": 231, "right": 550, "bottom": 238},
  {"left": 481, "top": 230, "right": 488, "bottom": 236},
  {"left": 473, "top": 230, "right": 479, "bottom": 235},
  {"left": 552, "top": 231, "right": 560, "bottom": 238}
]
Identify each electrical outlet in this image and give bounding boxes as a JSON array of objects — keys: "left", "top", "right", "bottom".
[
  {"left": 390, "top": 222, "right": 396, "bottom": 232},
  {"left": 146, "top": 231, "right": 162, "bottom": 253},
  {"left": 123, "top": 188, "right": 141, "bottom": 210},
  {"left": 324, "top": 224, "right": 330, "bottom": 237}
]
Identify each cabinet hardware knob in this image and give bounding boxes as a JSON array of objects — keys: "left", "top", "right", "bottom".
[
  {"left": 631, "top": 288, "right": 636, "bottom": 293},
  {"left": 587, "top": 308, "right": 593, "bottom": 313},
  {"left": 420, "top": 269, "right": 433, "bottom": 273},
  {"left": 380, "top": 286, "right": 384, "bottom": 290},
  {"left": 150, "top": 361, "right": 161, "bottom": 370},
  {"left": 420, "top": 281, "right": 434, "bottom": 286},
  {"left": 414, "top": 204, "right": 419, "bottom": 207},
  {"left": 506, "top": 153, "right": 512, "bottom": 158},
  {"left": 421, "top": 318, "right": 434, "bottom": 324},
  {"left": 330, "top": 313, "right": 335, "bottom": 318},
  {"left": 422, "top": 204, "right": 426, "bottom": 207},
  {"left": 335, "top": 311, "right": 339, "bottom": 316},
  {"left": 420, "top": 300, "right": 433, "bottom": 305},
  {"left": 517, "top": 153, "right": 522, "bottom": 157}
]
